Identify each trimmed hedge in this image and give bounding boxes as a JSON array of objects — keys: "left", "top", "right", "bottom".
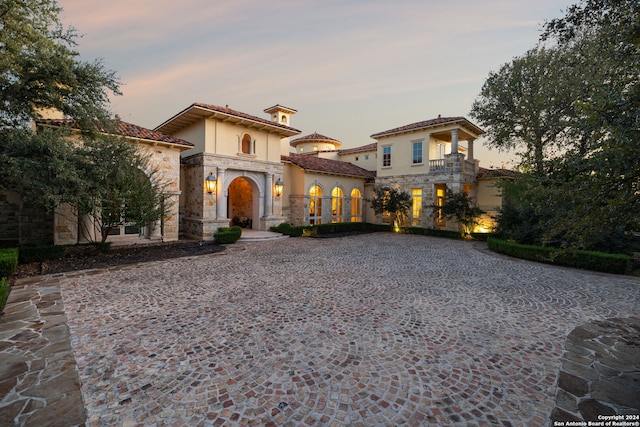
[
  {"left": 470, "top": 232, "right": 493, "bottom": 242},
  {"left": 406, "top": 227, "right": 464, "bottom": 240},
  {"left": 487, "top": 237, "right": 630, "bottom": 275},
  {"left": 315, "top": 222, "right": 368, "bottom": 234},
  {"left": 215, "top": 226, "right": 242, "bottom": 244},
  {"left": 271, "top": 222, "right": 392, "bottom": 237},
  {"left": 0, "top": 248, "right": 19, "bottom": 278},
  {"left": 0, "top": 277, "right": 8, "bottom": 314},
  {"left": 270, "top": 223, "right": 311, "bottom": 237}
]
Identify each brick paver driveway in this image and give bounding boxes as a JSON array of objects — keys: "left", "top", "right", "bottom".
[{"left": 60, "top": 233, "right": 640, "bottom": 426}]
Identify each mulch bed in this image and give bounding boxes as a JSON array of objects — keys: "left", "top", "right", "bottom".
[{"left": 15, "top": 240, "right": 225, "bottom": 278}]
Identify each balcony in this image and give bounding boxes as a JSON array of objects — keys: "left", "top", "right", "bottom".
[{"left": 429, "top": 155, "right": 477, "bottom": 175}]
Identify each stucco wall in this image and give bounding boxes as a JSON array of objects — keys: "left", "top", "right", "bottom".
[
  {"left": 338, "top": 150, "right": 378, "bottom": 172},
  {"left": 283, "top": 169, "right": 368, "bottom": 226},
  {"left": 179, "top": 119, "right": 284, "bottom": 164}
]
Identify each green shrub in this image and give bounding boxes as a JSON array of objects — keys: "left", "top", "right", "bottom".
[
  {"left": 470, "top": 232, "right": 493, "bottom": 242},
  {"left": 271, "top": 223, "right": 310, "bottom": 237},
  {"left": 487, "top": 237, "right": 630, "bottom": 274},
  {"left": 214, "top": 226, "right": 242, "bottom": 244},
  {"left": 274, "top": 222, "right": 390, "bottom": 237},
  {"left": 18, "top": 244, "right": 66, "bottom": 264},
  {"left": 0, "top": 277, "right": 9, "bottom": 314},
  {"left": 406, "top": 227, "right": 464, "bottom": 239},
  {"left": 289, "top": 226, "right": 310, "bottom": 237},
  {"left": 315, "top": 222, "right": 367, "bottom": 235},
  {"left": 0, "top": 248, "right": 19, "bottom": 278},
  {"left": 362, "top": 223, "right": 393, "bottom": 232},
  {"left": 270, "top": 223, "right": 292, "bottom": 234}
]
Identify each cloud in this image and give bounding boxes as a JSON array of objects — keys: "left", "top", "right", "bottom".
[{"left": 60, "top": 0, "right": 575, "bottom": 166}]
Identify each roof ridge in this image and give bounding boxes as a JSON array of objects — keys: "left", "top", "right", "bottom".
[{"left": 192, "top": 102, "right": 300, "bottom": 132}]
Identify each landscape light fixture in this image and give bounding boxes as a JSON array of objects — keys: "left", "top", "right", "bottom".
[{"left": 205, "top": 173, "right": 217, "bottom": 194}]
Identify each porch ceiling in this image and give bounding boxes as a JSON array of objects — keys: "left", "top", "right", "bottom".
[{"left": 431, "top": 128, "right": 478, "bottom": 142}]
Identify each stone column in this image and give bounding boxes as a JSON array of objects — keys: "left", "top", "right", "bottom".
[
  {"left": 468, "top": 138, "right": 475, "bottom": 160},
  {"left": 451, "top": 129, "right": 459, "bottom": 154},
  {"left": 264, "top": 173, "right": 273, "bottom": 217},
  {"left": 216, "top": 167, "right": 227, "bottom": 219}
]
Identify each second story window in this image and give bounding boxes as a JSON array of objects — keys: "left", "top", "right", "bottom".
[
  {"left": 382, "top": 146, "right": 391, "bottom": 167},
  {"left": 412, "top": 141, "right": 423, "bottom": 164},
  {"left": 241, "top": 133, "right": 253, "bottom": 155}
]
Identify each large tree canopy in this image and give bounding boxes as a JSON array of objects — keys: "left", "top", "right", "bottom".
[
  {"left": 0, "top": 0, "right": 120, "bottom": 129},
  {"left": 470, "top": 47, "right": 573, "bottom": 175},
  {"left": 0, "top": 1, "right": 167, "bottom": 244},
  {"left": 472, "top": 0, "right": 639, "bottom": 251}
]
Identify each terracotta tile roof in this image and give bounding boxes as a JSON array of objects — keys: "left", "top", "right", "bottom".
[
  {"left": 38, "top": 118, "right": 194, "bottom": 147},
  {"left": 290, "top": 132, "right": 342, "bottom": 147},
  {"left": 338, "top": 142, "right": 377, "bottom": 155},
  {"left": 263, "top": 104, "right": 298, "bottom": 114},
  {"left": 371, "top": 116, "right": 483, "bottom": 139},
  {"left": 282, "top": 153, "right": 376, "bottom": 181},
  {"left": 192, "top": 102, "right": 300, "bottom": 133},
  {"left": 477, "top": 167, "right": 519, "bottom": 179}
]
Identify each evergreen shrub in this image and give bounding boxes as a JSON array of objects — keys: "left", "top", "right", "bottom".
[
  {"left": 0, "top": 248, "right": 18, "bottom": 278},
  {"left": 0, "top": 277, "right": 8, "bottom": 314},
  {"left": 406, "top": 227, "right": 464, "bottom": 239},
  {"left": 215, "top": 226, "right": 242, "bottom": 244},
  {"left": 487, "top": 237, "right": 630, "bottom": 274}
]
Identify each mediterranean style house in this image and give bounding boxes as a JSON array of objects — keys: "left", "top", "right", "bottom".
[{"left": 0, "top": 103, "right": 509, "bottom": 246}]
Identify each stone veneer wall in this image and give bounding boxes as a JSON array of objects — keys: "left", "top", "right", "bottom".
[
  {"left": 139, "top": 144, "right": 183, "bottom": 242},
  {"left": 550, "top": 317, "right": 640, "bottom": 424},
  {"left": 181, "top": 152, "right": 285, "bottom": 238},
  {"left": 375, "top": 174, "right": 457, "bottom": 230}
]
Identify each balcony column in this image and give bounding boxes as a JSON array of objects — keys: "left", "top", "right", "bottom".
[
  {"left": 450, "top": 129, "right": 459, "bottom": 154},
  {"left": 468, "top": 138, "right": 475, "bottom": 160}
]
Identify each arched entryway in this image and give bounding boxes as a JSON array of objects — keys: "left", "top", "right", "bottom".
[{"left": 227, "top": 177, "right": 259, "bottom": 229}]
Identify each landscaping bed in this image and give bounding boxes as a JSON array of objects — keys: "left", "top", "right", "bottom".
[{"left": 15, "top": 240, "right": 224, "bottom": 278}]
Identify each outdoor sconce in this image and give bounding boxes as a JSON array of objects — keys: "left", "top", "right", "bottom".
[
  {"left": 205, "top": 173, "right": 217, "bottom": 194},
  {"left": 274, "top": 178, "right": 284, "bottom": 197}
]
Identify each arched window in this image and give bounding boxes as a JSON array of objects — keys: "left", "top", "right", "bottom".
[
  {"left": 350, "top": 188, "right": 362, "bottom": 222},
  {"left": 309, "top": 185, "right": 322, "bottom": 225},
  {"left": 331, "top": 186, "right": 343, "bottom": 223},
  {"left": 241, "top": 133, "right": 252, "bottom": 154}
]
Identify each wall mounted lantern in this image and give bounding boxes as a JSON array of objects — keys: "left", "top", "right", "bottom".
[
  {"left": 205, "top": 173, "right": 217, "bottom": 194},
  {"left": 274, "top": 178, "right": 284, "bottom": 197}
]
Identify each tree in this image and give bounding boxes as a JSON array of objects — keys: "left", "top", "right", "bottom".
[
  {"left": 472, "top": 0, "right": 640, "bottom": 252},
  {"left": 536, "top": 0, "right": 640, "bottom": 251},
  {"left": 0, "top": 1, "right": 167, "bottom": 245},
  {"left": 432, "top": 190, "right": 484, "bottom": 237},
  {"left": 470, "top": 46, "right": 575, "bottom": 175},
  {"left": 0, "top": 0, "right": 120, "bottom": 129},
  {"left": 76, "top": 136, "right": 168, "bottom": 243},
  {"left": 368, "top": 185, "right": 411, "bottom": 230}
]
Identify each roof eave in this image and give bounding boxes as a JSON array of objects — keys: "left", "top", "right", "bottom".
[
  {"left": 157, "top": 104, "right": 300, "bottom": 137},
  {"left": 371, "top": 118, "right": 485, "bottom": 140}
]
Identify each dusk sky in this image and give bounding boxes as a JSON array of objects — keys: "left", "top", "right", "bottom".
[{"left": 59, "top": 0, "right": 575, "bottom": 169}]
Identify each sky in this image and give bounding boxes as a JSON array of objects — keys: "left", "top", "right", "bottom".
[{"left": 59, "top": 0, "right": 576, "bottom": 169}]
